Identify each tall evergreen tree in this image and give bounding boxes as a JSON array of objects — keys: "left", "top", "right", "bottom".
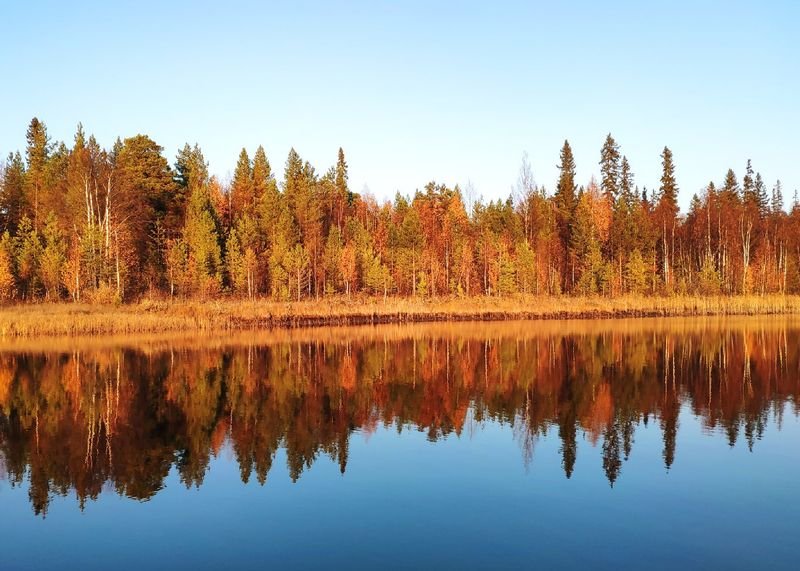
[
  {"left": 252, "top": 145, "right": 274, "bottom": 199},
  {"left": 599, "top": 133, "right": 621, "bottom": 201},
  {"left": 771, "top": 180, "right": 784, "bottom": 214},
  {"left": 656, "top": 147, "right": 679, "bottom": 288},
  {"left": 184, "top": 183, "right": 223, "bottom": 296},
  {"left": 658, "top": 146, "right": 679, "bottom": 218},
  {"left": 115, "top": 134, "right": 177, "bottom": 293},
  {"left": 24, "top": 117, "right": 51, "bottom": 229},
  {"left": 230, "top": 148, "right": 254, "bottom": 220},
  {"left": 1, "top": 152, "right": 27, "bottom": 233},
  {"left": 554, "top": 140, "right": 577, "bottom": 287},
  {"left": 39, "top": 212, "right": 66, "bottom": 299},
  {"left": 754, "top": 172, "right": 768, "bottom": 215},
  {"left": 0, "top": 231, "right": 15, "bottom": 300},
  {"left": 742, "top": 159, "right": 759, "bottom": 213},
  {"left": 173, "top": 143, "right": 208, "bottom": 231},
  {"left": 333, "top": 148, "right": 350, "bottom": 232}
]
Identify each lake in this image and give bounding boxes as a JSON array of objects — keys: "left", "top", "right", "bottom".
[{"left": 0, "top": 318, "right": 798, "bottom": 570}]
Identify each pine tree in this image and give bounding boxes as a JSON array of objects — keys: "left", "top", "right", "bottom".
[{"left": 115, "top": 134, "right": 178, "bottom": 292}]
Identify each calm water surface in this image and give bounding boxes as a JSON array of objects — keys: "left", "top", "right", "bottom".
[{"left": 0, "top": 318, "right": 798, "bottom": 570}]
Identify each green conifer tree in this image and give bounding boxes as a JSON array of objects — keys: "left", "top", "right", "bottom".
[{"left": 39, "top": 212, "right": 66, "bottom": 299}]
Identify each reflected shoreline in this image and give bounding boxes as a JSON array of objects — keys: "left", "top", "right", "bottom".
[{"left": 1, "top": 317, "right": 798, "bottom": 516}]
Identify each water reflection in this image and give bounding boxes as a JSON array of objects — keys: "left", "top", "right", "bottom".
[{"left": 0, "top": 318, "right": 798, "bottom": 516}]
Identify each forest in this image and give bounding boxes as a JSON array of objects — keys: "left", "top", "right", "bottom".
[
  {"left": 1, "top": 321, "right": 796, "bottom": 515},
  {"left": 0, "top": 117, "right": 797, "bottom": 304}
]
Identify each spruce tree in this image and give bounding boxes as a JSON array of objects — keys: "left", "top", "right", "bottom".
[
  {"left": 754, "top": 172, "right": 768, "bottom": 215},
  {"left": 555, "top": 140, "right": 577, "bottom": 218},
  {"left": 173, "top": 143, "right": 208, "bottom": 230},
  {"left": 283, "top": 148, "right": 304, "bottom": 212},
  {"left": 625, "top": 249, "right": 647, "bottom": 294},
  {"left": 0, "top": 231, "right": 15, "bottom": 300},
  {"left": 771, "top": 180, "right": 784, "bottom": 214},
  {"left": 599, "top": 133, "right": 621, "bottom": 201},
  {"left": 226, "top": 228, "right": 246, "bottom": 296},
  {"left": 230, "top": 148, "right": 254, "bottom": 219},
  {"left": 554, "top": 140, "right": 577, "bottom": 286},
  {"left": 39, "top": 212, "right": 66, "bottom": 299},
  {"left": 721, "top": 168, "right": 739, "bottom": 197},
  {"left": 14, "top": 216, "right": 42, "bottom": 299},
  {"left": 252, "top": 145, "right": 274, "bottom": 199},
  {"left": 620, "top": 156, "right": 634, "bottom": 202},
  {"left": 25, "top": 117, "right": 51, "bottom": 228},
  {"left": 742, "top": 159, "right": 759, "bottom": 213},
  {"left": 659, "top": 146, "right": 679, "bottom": 219},
  {"left": 1, "top": 152, "right": 27, "bottom": 234},
  {"left": 184, "top": 184, "right": 223, "bottom": 296},
  {"left": 657, "top": 147, "right": 679, "bottom": 289}
]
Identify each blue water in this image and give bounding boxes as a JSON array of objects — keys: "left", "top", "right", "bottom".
[
  {"left": 1, "top": 320, "right": 798, "bottom": 569},
  {"left": 2, "top": 403, "right": 797, "bottom": 570}
]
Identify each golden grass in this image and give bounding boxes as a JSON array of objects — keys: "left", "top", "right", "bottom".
[{"left": 1, "top": 294, "right": 799, "bottom": 338}]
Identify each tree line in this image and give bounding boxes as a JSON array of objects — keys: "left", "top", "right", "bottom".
[
  {"left": 0, "top": 117, "right": 797, "bottom": 303},
  {"left": 1, "top": 323, "right": 796, "bottom": 515}
]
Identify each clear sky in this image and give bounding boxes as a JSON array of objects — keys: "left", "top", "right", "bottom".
[{"left": 1, "top": 1, "right": 797, "bottom": 210}]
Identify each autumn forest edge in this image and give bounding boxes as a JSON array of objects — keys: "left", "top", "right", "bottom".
[{"left": 0, "top": 117, "right": 796, "bottom": 305}]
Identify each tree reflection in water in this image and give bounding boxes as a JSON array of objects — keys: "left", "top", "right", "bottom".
[{"left": 0, "top": 318, "right": 797, "bottom": 515}]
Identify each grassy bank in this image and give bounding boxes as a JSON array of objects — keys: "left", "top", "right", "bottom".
[{"left": 1, "top": 294, "right": 800, "bottom": 337}]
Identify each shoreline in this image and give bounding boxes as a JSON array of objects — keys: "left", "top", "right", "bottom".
[{"left": 2, "top": 294, "right": 800, "bottom": 338}]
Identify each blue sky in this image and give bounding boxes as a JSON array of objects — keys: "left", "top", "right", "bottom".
[{"left": 1, "top": 1, "right": 797, "bottom": 210}]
